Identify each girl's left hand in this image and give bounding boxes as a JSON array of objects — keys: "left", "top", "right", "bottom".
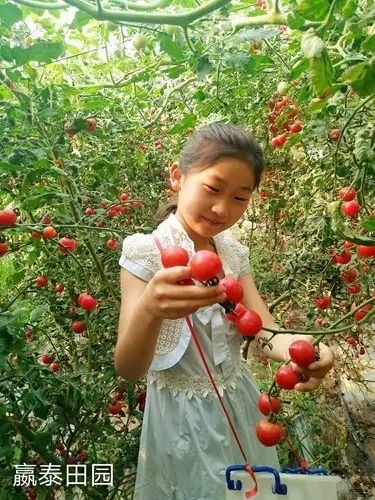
[{"left": 292, "top": 343, "right": 334, "bottom": 392}]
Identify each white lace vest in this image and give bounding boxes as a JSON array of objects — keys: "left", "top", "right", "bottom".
[{"left": 119, "top": 213, "right": 251, "bottom": 371}]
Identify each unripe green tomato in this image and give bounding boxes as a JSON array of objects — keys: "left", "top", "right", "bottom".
[
  {"left": 277, "top": 81, "right": 289, "bottom": 95},
  {"left": 164, "top": 24, "right": 177, "bottom": 35},
  {"left": 132, "top": 34, "right": 147, "bottom": 51},
  {"left": 279, "top": 43, "right": 289, "bottom": 53}
]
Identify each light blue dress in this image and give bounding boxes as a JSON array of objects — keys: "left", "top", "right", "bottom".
[{"left": 119, "top": 217, "right": 280, "bottom": 500}]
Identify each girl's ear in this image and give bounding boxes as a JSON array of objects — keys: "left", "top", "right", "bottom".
[{"left": 170, "top": 162, "right": 181, "bottom": 192}]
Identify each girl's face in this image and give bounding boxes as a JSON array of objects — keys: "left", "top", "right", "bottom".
[{"left": 170, "top": 157, "right": 255, "bottom": 248}]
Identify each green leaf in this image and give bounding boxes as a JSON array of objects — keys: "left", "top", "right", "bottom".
[
  {"left": 342, "top": 0, "right": 357, "bottom": 19},
  {"left": 339, "top": 58, "right": 375, "bottom": 96},
  {"left": 287, "top": 12, "right": 305, "bottom": 29},
  {"left": 310, "top": 50, "right": 334, "bottom": 96},
  {"left": 27, "top": 41, "right": 65, "bottom": 63},
  {"left": 332, "top": 205, "right": 375, "bottom": 245},
  {"left": 0, "top": 44, "right": 13, "bottom": 62},
  {"left": 30, "top": 305, "right": 49, "bottom": 323},
  {"left": 295, "top": 0, "right": 330, "bottom": 21},
  {"left": 361, "top": 35, "right": 375, "bottom": 55},
  {"left": 0, "top": 3, "right": 22, "bottom": 27},
  {"left": 21, "top": 191, "right": 71, "bottom": 210},
  {"left": 362, "top": 216, "right": 375, "bottom": 232},
  {"left": 196, "top": 56, "right": 212, "bottom": 80},
  {"left": 289, "top": 57, "right": 309, "bottom": 80},
  {"left": 159, "top": 33, "right": 185, "bottom": 60},
  {"left": 70, "top": 11, "right": 92, "bottom": 29},
  {"left": 170, "top": 113, "right": 197, "bottom": 134}
]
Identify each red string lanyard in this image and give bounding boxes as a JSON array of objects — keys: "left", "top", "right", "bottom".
[{"left": 152, "top": 233, "right": 258, "bottom": 498}]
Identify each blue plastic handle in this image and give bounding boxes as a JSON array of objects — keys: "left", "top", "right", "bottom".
[
  {"left": 281, "top": 466, "right": 328, "bottom": 475},
  {"left": 225, "top": 465, "right": 288, "bottom": 495}
]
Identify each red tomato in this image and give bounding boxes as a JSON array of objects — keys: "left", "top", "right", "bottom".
[
  {"left": 58, "top": 237, "right": 77, "bottom": 254},
  {"left": 72, "top": 320, "right": 87, "bottom": 334},
  {"left": 346, "top": 336, "right": 357, "bottom": 346},
  {"left": 347, "top": 282, "right": 361, "bottom": 294},
  {"left": 79, "top": 293, "right": 97, "bottom": 311},
  {"left": 340, "top": 268, "right": 357, "bottom": 283},
  {"left": 328, "top": 129, "right": 341, "bottom": 141},
  {"left": 289, "top": 340, "right": 316, "bottom": 367},
  {"left": 108, "top": 401, "right": 122, "bottom": 415},
  {"left": 225, "top": 302, "right": 247, "bottom": 322},
  {"left": 354, "top": 304, "right": 372, "bottom": 321},
  {"left": 255, "top": 419, "right": 283, "bottom": 447},
  {"left": 334, "top": 249, "right": 352, "bottom": 265},
  {"left": 344, "top": 241, "right": 355, "bottom": 249},
  {"left": 50, "top": 362, "right": 59, "bottom": 372},
  {"left": 0, "top": 242, "right": 8, "bottom": 256},
  {"left": 314, "top": 295, "right": 331, "bottom": 309},
  {"left": 119, "top": 193, "right": 128, "bottom": 202},
  {"left": 107, "top": 239, "right": 118, "bottom": 249},
  {"left": 341, "top": 199, "right": 360, "bottom": 217},
  {"left": 36, "top": 276, "right": 48, "bottom": 288},
  {"left": 219, "top": 277, "right": 243, "bottom": 303},
  {"left": 235, "top": 310, "right": 263, "bottom": 336},
  {"left": 257, "top": 394, "right": 282, "bottom": 416},
  {"left": 161, "top": 246, "right": 190, "bottom": 268},
  {"left": 275, "top": 365, "right": 301, "bottom": 390},
  {"left": 85, "top": 207, "right": 95, "bottom": 216},
  {"left": 338, "top": 186, "right": 356, "bottom": 202},
  {"left": 86, "top": 117, "right": 97, "bottom": 132},
  {"left": 190, "top": 250, "right": 222, "bottom": 281},
  {"left": 289, "top": 121, "right": 303, "bottom": 134},
  {"left": 0, "top": 208, "right": 17, "bottom": 227},
  {"left": 287, "top": 106, "right": 299, "bottom": 120},
  {"left": 55, "top": 283, "right": 65, "bottom": 293},
  {"left": 40, "top": 354, "right": 53, "bottom": 364},
  {"left": 31, "top": 231, "right": 42, "bottom": 239},
  {"left": 43, "top": 226, "right": 57, "bottom": 239},
  {"left": 357, "top": 245, "right": 375, "bottom": 258},
  {"left": 107, "top": 208, "right": 118, "bottom": 218}
]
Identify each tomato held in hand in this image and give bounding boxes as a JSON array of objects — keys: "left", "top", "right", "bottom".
[
  {"left": 219, "top": 277, "right": 243, "bottom": 303},
  {"left": 190, "top": 250, "right": 222, "bottom": 281},
  {"left": 256, "top": 419, "right": 283, "bottom": 446},
  {"left": 160, "top": 246, "right": 190, "bottom": 268},
  {"left": 257, "top": 394, "right": 282, "bottom": 416},
  {"left": 275, "top": 365, "right": 301, "bottom": 390},
  {"left": 235, "top": 310, "right": 263, "bottom": 336},
  {"left": 289, "top": 340, "right": 316, "bottom": 367}
]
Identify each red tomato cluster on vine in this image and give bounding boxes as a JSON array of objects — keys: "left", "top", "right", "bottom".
[{"left": 268, "top": 94, "right": 302, "bottom": 148}]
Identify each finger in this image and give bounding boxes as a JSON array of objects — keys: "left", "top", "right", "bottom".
[
  {"left": 166, "top": 281, "right": 226, "bottom": 301},
  {"left": 294, "top": 377, "right": 322, "bottom": 392},
  {"left": 158, "top": 266, "right": 193, "bottom": 284}
]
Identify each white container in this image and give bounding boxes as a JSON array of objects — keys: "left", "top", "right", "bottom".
[{"left": 226, "top": 466, "right": 341, "bottom": 500}]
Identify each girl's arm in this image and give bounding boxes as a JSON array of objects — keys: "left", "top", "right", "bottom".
[{"left": 238, "top": 273, "right": 334, "bottom": 391}]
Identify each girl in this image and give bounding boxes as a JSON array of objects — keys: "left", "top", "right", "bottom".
[{"left": 115, "top": 123, "right": 334, "bottom": 500}]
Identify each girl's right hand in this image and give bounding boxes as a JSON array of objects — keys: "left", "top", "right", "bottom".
[{"left": 140, "top": 266, "right": 227, "bottom": 320}]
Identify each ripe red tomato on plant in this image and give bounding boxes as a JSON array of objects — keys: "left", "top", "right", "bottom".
[
  {"left": 340, "top": 268, "right": 357, "bottom": 283},
  {"left": 354, "top": 304, "right": 372, "bottom": 321},
  {"left": 108, "top": 401, "right": 122, "bottom": 415},
  {"left": 219, "top": 277, "right": 243, "bottom": 303},
  {"left": 55, "top": 283, "right": 64, "bottom": 293},
  {"left": 314, "top": 295, "right": 331, "bottom": 309},
  {"left": 0, "top": 208, "right": 17, "bottom": 227},
  {"left": 341, "top": 199, "right": 360, "bottom": 217},
  {"left": 344, "top": 241, "right": 355, "bottom": 249},
  {"left": 78, "top": 293, "right": 97, "bottom": 311},
  {"left": 357, "top": 245, "right": 375, "bottom": 258},
  {"left": 289, "top": 121, "right": 303, "bottom": 134},
  {"left": 36, "top": 276, "right": 48, "bottom": 288},
  {"left": 347, "top": 282, "right": 361, "bottom": 294},
  {"left": 289, "top": 340, "right": 316, "bottom": 367},
  {"left": 58, "top": 237, "right": 77, "bottom": 254},
  {"left": 119, "top": 193, "right": 128, "bottom": 202},
  {"left": 328, "top": 129, "right": 341, "bottom": 141},
  {"left": 160, "top": 245, "right": 190, "bottom": 268},
  {"left": 85, "top": 207, "right": 95, "bottom": 216},
  {"left": 40, "top": 354, "right": 53, "bottom": 364},
  {"left": 31, "top": 231, "right": 42, "bottom": 239},
  {"left": 86, "top": 117, "right": 97, "bottom": 132},
  {"left": 190, "top": 250, "right": 222, "bottom": 281},
  {"left": 50, "top": 362, "right": 59, "bottom": 372},
  {"left": 338, "top": 186, "right": 356, "bottom": 202},
  {"left": 346, "top": 336, "right": 357, "bottom": 346},
  {"left": 42, "top": 226, "right": 57, "bottom": 239},
  {"left": 257, "top": 394, "right": 282, "bottom": 416},
  {"left": 72, "top": 320, "right": 87, "bottom": 334},
  {"left": 107, "top": 239, "right": 118, "bottom": 249},
  {"left": 275, "top": 365, "right": 301, "bottom": 389},
  {"left": 235, "top": 310, "right": 263, "bottom": 336},
  {"left": 333, "top": 249, "right": 352, "bottom": 265},
  {"left": 0, "top": 242, "right": 8, "bottom": 256},
  {"left": 255, "top": 419, "right": 283, "bottom": 447}
]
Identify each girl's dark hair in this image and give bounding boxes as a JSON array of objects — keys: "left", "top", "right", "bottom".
[{"left": 154, "top": 122, "right": 264, "bottom": 227}]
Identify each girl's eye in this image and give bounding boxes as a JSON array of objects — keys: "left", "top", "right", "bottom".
[{"left": 205, "top": 185, "right": 248, "bottom": 202}]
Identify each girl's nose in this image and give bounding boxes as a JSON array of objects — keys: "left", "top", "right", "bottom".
[{"left": 212, "top": 203, "right": 229, "bottom": 219}]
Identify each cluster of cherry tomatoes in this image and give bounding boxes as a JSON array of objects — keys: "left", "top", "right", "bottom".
[{"left": 267, "top": 91, "right": 302, "bottom": 149}]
